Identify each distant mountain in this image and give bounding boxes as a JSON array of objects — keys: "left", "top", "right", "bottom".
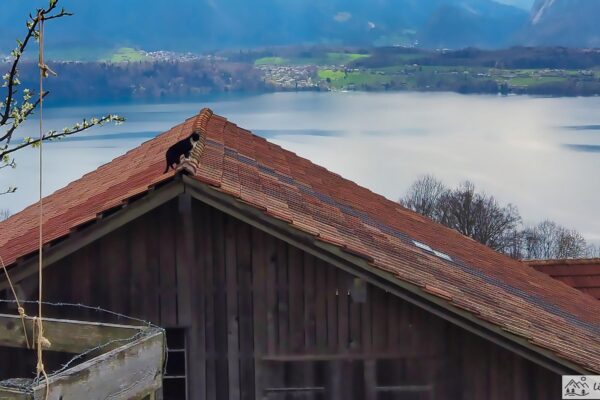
[
  {"left": 9, "top": 0, "right": 600, "bottom": 54},
  {"left": 418, "top": 1, "right": 529, "bottom": 48},
  {"left": 496, "top": 0, "right": 534, "bottom": 8},
  {"left": 0, "top": 0, "right": 532, "bottom": 57},
  {"left": 524, "top": 0, "right": 600, "bottom": 47}
]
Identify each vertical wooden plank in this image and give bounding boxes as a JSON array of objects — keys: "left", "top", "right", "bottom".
[
  {"left": 144, "top": 209, "right": 161, "bottom": 325},
  {"left": 371, "top": 288, "right": 388, "bottom": 353},
  {"left": 337, "top": 272, "right": 350, "bottom": 352},
  {"left": 438, "top": 322, "right": 462, "bottom": 400},
  {"left": 187, "top": 197, "right": 205, "bottom": 400},
  {"left": 315, "top": 259, "right": 328, "bottom": 352},
  {"left": 41, "top": 256, "right": 70, "bottom": 320},
  {"left": 252, "top": 228, "right": 267, "bottom": 400},
  {"left": 288, "top": 247, "right": 306, "bottom": 399},
  {"left": 388, "top": 296, "right": 404, "bottom": 392},
  {"left": 387, "top": 296, "right": 400, "bottom": 354},
  {"left": 70, "top": 246, "right": 93, "bottom": 321},
  {"left": 225, "top": 215, "right": 241, "bottom": 400},
  {"left": 237, "top": 221, "right": 254, "bottom": 400},
  {"left": 213, "top": 209, "right": 229, "bottom": 400},
  {"left": 327, "top": 361, "right": 343, "bottom": 400},
  {"left": 265, "top": 235, "right": 278, "bottom": 356},
  {"left": 512, "top": 353, "right": 526, "bottom": 400},
  {"left": 361, "top": 284, "right": 372, "bottom": 355},
  {"left": 288, "top": 247, "right": 304, "bottom": 353},
  {"left": 89, "top": 236, "right": 111, "bottom": 316},
  {"left": 103, "top": 226, "right": 131, "bottom": 317},
  {"left": 463, "top": 333, "right": 489, "bottom": 400},
  {"left": 351, "top": 361, "right": 365, "bottom": 400},
  {"left": 176, "top": 194, "right": 194, "bottom": 327},
  {"left": 303, "top": 254, "right": 316, "bottom": 352},
  {"left": 276, "top": 240, "right": 289, "bottom": 354},
  {"left": 303, "top": 257, "right": 318, "bottom": 400},
  {"left": 159, "top": 201, "right": 177, "bottom": 327},
  {"left": 129, "top": 218, "right": 147, "bottom": 320},
  {"left": 204, "top": 206, "right": 217, "bottom": 400},
  {"left": 398, "top": 296, "right": 410, "bottom": 355},
  {"left": 349, "top": 296, "right": 361, "bottom": 352},
  {"left": 326, "top": 265, "right": 338, "bottom": 350},
  {"left": 364, "top": 360, "right": 377, "bottom": 400}
]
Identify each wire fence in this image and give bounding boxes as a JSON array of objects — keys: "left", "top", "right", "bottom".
[{"left": 0, "top": 299, "right": 166, "bottom": 393}]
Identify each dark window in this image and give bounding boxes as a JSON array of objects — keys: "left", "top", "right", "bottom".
[{"left": 163, "top": 328, "right": 187, "bottom": 400}]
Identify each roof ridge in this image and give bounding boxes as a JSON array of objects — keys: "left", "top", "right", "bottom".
[
  {"left": 528, "top": 258, "right": 600, "bottom": 266},
  {"left": 176, "top": 108, "right": 214, "bottom": 175}
]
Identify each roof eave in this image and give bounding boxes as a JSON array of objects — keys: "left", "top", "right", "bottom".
[{"left": 0, "top": 178, "right": 184, "bottom": 290}]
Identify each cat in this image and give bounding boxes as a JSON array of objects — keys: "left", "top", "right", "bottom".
[{"left": 164, "top": 132, "right": 201, "bottom": 173}]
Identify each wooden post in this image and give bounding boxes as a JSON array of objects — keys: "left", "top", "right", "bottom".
[
  {"left": 0, "top": 313, "right": 146, "bottom": 353},
  {"left": 225, "top": 216, "right": 240, "bottom": 400},
  {"left": 181, "top": 194, "right": 205, "bottom": 400},
  {"left": 364, "top": 359, "right": 377, "bottom": 400}
]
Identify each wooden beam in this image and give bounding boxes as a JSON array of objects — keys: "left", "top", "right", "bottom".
[
  {"left": 0, "top": 180, "right": 184, "bottom": 292},
  {"left": 375, "top": 385, "right": 432, "bottom": 393},
  {"left": 0, "top": 313, "right": 147, "bottom": 353},
  {"left": 31, "top": 329, "right": 164, "bottom": 400},
  {"left": 261, "top": 353, "right": 439, "bottom": 362},
  {"left": 183, "top": 176, "right": 589, "bottom": 376},
  {"left": 0, "top": 387, "right": 30, "bottom": 400},
  {"left": 263, "top": 387, "right": 325, "bottom": 393}
]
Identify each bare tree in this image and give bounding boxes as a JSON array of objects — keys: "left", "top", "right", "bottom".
[
  {"left": 399, "top": 175, "right": 598, "bottom": 260},
  {"left": 400, "top": 174, "right": 447, "bottom": 219},
  {"left": 523, "top": 220, "right": 588, "bottom": 260},
  {"left": 0, "top": 0, "right": 123, "bottom": 195},
  {"left": 585, "top": 244, "right": 600, "bottom": 258},
  {"left": 435, "top": 181, "right": 522, "bottom": 253}
]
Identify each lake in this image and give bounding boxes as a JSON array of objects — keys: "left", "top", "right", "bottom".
[{"left": 1, "top": 91, "right": 599, "bottom": 243}]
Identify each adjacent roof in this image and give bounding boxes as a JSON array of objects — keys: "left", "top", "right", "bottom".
[
  {"left": 529, "top": 259, "right": 600, "bottom": 300},
  {"left": 1, "top": 108, "right": 600, "bottom": 373}
]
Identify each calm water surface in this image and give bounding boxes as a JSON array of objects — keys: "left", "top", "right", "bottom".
[{"left": 2, "top": 92, "right": 599, "bottom": 242}]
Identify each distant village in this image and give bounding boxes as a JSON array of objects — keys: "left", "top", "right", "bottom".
[
  {"left": 256, "top": 64, "right": 320, "bottom": 90},
  {"left": 4, "top": 46, "right": 600, "bottom": 98}
]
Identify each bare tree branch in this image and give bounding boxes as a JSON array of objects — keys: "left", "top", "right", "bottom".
[
  {"left": 0, "top": 91, "right": 48, "bottom": 144},
  {"left": 0, "top": 0, "right": 124, "bottom": 196},
  {"left": 0, "top": 114, "right": 124, "bottom": 160},
  {"left": 400, "top": 174, "right": 593, "bottom": 260},
  {"left": 0, "top": 1, "right": 68, "bottom": 126}
]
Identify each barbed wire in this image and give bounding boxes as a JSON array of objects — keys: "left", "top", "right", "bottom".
[
  {"left": 0, "top": 299, "right": 167, "bottom": 393},
  {"left": 0, "top": 299, "right": 159, "bottom": 328}
]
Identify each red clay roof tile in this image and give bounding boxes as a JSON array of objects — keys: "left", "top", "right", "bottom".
[{"left": 529, "top": 259, "right": 600, "bottom": 301}]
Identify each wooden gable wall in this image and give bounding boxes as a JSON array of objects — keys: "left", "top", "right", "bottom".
[{"left": 2, "top": 196, "right": 561, "bottom": 399}]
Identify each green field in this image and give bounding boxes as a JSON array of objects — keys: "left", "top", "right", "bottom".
[
  {"left": 506, "top": 76, "right": 568, "bottom": 86},
  {"left": 317, "top": 69, "right": 346, "bottom": 80},
  {"left": 103, "top": 47, "right": 148, "bottom": 63},
  {"left": 256, "top": 52, "right": 370, "bottom": 66},
  {"left": 318, "top": 68, "right": 392, "bottom": 89},
  {"left": 255, "top": 56, "right": 290, "bottom": 65},
  {"left": 323, "top": 52, "right": 369, "bottom": 64}
]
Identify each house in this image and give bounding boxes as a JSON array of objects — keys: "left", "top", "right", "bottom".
[
  {"left": 1, "top": 108, "right": 599, "bottom": 399},
  {"left": 528, "top": 258, "right": 600, "bottom": 300}
]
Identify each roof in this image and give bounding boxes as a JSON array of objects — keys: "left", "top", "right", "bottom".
[
  {"left": 1, "top": 108, "right": 600, "bottom": 373},
  {"left": 528, "top": 259, "right": 600, "bottom": 300}
]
